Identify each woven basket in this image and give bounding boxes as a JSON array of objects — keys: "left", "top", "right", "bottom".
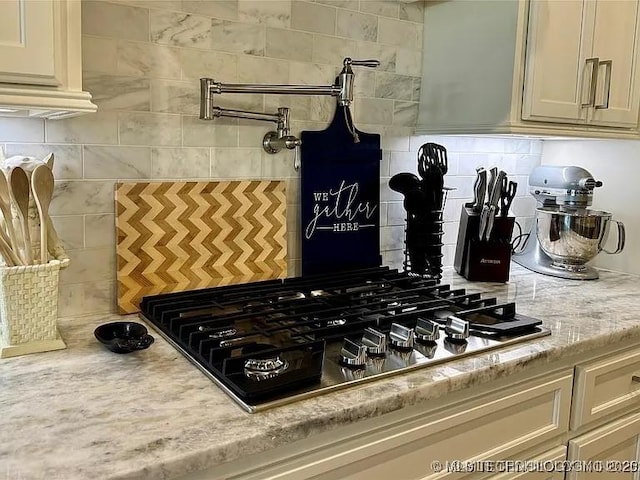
[{"left": 0, "top": 259, "right": 68, "bottom": 358}]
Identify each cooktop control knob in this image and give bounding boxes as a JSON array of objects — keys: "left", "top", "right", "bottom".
[
  {"left": 445, "top": 316, "right": 470, "bottom": 341},
  {"left": 361, "top": 327, "right": 386, "bottom": 356},
  {"left": 444, "top": 338, "right": 468, "bottom": 355},
  {"left": 415, "top": 318, "right": 440, "bottom": 343},
  {"left": 389, "top": 323, "right": 415, "bottom": 350},
  {"left": 339, "top": 338, "right": 367, "bottom": 368}
]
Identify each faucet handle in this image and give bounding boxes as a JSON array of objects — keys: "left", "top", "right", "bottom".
[
  {"left": 284, "top": 136, "right": 301, "bottom": 150},
  {"left": 294, "top": 144, "right": 301, "bottom": 171},
  {"left": 262, "top": 131, "right": 301, "bottom": 155},
  {"left": 343, "top": 57, "right": 380, "bottom": 69},
  {"left": 350, "top": 59, "right": 380, "bottom": 68}
]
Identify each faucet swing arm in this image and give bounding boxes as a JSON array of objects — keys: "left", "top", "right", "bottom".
[
  {"left": 206, "top": 105, "right": 300, "bottom": 154},
  {"left": 198, "top": 57, "right": 380, "bottom": 159}
]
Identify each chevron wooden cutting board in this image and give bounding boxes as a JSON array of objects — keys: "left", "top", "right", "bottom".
[{"left": 115, "top": 180, "right": 287, "bottom": 314}]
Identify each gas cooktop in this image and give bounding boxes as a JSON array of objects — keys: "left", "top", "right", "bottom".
[{"left": 139, "top": 267, "right": 550, "bottom": 413}]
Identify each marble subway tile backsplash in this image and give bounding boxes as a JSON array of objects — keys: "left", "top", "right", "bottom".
[
  {"left": 182, "top": 0, "right": 239, "bottom": 20},
  {"left": 81, "top": 1, "right": 149, "bottom": 41},
  {"left": 45, "top": 111, "right": 119, "bottom": 145},
  {"left": 336, "top": 10, "right": 378, "bottom": 42},
  {"left": 150, "top": 10, "right": 213, "bottom": 48},
  {"left": 82, "top": 73, "right": 151, "bottom": 111},
  {"left": 150, "top": 147, "right": 211, "bottom": 178},
  {"left": 291, "top": 1, "right": 336, "bottom": 35},
  {"left": 238, "top": 0, "right": 291, "bottom": 28},
  {"left": 378, "top": 17, "right": 422, "bottom": 49},
  {"left": 211, "top": 19, "right": 266, "bottom": 55},
  {"left": 0, "top": 0, "right": 541, "bottom": 317},
  {"left": 83, "top": 145, "right": 151, "bottom": 179},
  {"left": 118, "top": 112, "right": 182, "bottom": 145},
  {"left": 49, "top": 181, "right": 115, "bottom": 216}
]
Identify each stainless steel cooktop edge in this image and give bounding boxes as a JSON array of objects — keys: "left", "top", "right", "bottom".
[{"left": 140, "top": 313, "right": 551, "bottom": 414}]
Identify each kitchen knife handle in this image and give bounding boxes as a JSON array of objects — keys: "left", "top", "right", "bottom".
[
  {"left": 487, "top": 167, "right": 497, "bottom": 204},
  {"left": 476, "top": 170, "right": 487, "bottom": 211},
  {"left": 582, "top": 57, "right": 600, "bottom": 107},
  {"left": 465, "top": 176, "right": 479, "bottom": 209},
  {"left": 484, "top": 205, "right": 496, "bottom": 241},
  {"left": 489, "top": 171, "right": 506, "bottom": 206},
  {"left": 594, "top": 60, "right": 612, "bottom": 110}
]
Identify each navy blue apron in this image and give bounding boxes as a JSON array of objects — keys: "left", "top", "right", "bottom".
[{"left": 300, "top": 106, "right": 382, "bottom": 276}]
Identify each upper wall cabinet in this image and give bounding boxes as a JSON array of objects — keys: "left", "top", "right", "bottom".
[
  {"left": 415, "top": 0, "right": 640, "bottom": 138},
  {"left": 0, "top": 0, "right": 97, "bottom": 119},
  {"left": 524, "top": 0, "right": 640, "bottom": 128}
]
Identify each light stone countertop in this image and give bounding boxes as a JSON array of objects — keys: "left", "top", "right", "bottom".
[{"left": 2, "top": 265, "right": 640, "bottom": 480}]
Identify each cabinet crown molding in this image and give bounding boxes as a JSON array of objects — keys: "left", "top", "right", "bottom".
[{"left": 0, "top": 0, "right": 97, "bottom": 119}]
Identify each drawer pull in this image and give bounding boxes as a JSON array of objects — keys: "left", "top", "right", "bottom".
[
  {"left": 594, "top": 60, "right": 612, "bottom": 110},
  {"left": 581, "top": 57, "right": 599, "bottom": 107},
  {"left": 631, "top": 375, "right": 640, "bottom": 383}
]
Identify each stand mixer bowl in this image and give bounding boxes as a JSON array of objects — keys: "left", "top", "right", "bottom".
[{"left": 535, "top": 206, "right": 623, "bottom": 269}]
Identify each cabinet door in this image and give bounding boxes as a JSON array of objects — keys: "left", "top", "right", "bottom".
[
  {"left": 487, "top": 446, "right": 566, "bottom": 480},
  {"left": 588, "top": 0, "right": 640, "bottom": 127},
  {"left": 205, "top": 373, "right": 572, "bottom": 480},
  {"left": 522, "top": 0, "right": 591, "bottom": 124},
  {"left": 571, "top": 346, "right": 640, "bottom": 429},
  {"left": 567, "top": 412, "right": 640, "bottom": 480},
  {"left": 0, "top": 0, "right": 59, "bottom": 86}
]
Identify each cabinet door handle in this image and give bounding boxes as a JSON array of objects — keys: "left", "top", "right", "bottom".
[
  {"left": 595, "top": 60, "right": 613, "bottom": 109},
  {"left": 582, "top": 57, "right": 600, "bottom": 107}
]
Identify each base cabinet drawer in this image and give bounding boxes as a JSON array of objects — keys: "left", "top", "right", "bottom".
[
  {"left": 487, "top": 446, "right": 567, "bottom": 480},
  {"left": 571, "top": 347, "right": 640, "bottom": 429},
  {"left": 567, "top": 411, "right": 640, "bottom": 479},
  {"left": 208, "top": 372, "right": 572, "bottom": 480}
]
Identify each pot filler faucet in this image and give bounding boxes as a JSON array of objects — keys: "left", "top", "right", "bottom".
[{"left": 199, "top": 57, "right": 379, "bottom": 167}]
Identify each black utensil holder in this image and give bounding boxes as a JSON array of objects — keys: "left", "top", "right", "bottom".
[
  {"left": 403, "top": 210, "right": 444, "bottom": 279},
  {"left": 402, "top": 188, "right": 453, "bottom": 280},
  {"left": 453, "top": 206, "right": 515, "bottom": 282}
]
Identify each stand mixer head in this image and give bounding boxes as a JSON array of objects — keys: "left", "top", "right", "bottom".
[
  {"left": 527, "top": 165, "right": 602, "bottom": 209},
  {"left": 513, "top": 165, "right": 625, "bottom": 280}
]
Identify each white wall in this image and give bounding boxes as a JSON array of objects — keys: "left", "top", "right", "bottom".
[{"left": 541, "top": 140, "right": 638, "bottom": 275}]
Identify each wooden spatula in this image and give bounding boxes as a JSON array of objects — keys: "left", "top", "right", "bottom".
[
  {"left": 31, "top": 165, "right": 55, "bottom": 264},
  {"left": 8, "top": 167, "right": 32, "bottom": 265}
]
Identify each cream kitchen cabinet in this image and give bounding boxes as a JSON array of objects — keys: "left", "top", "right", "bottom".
[
  {"left": 563, "top": 346, "right": 640, "bottom": 480},
  {"left": 415, "top": 0, "right": 640, "bottom": 138},
  {"left": 570, "top": 346, "right": 640, "bottom": 430},
  {"left": 523, "top": 0, "right": 640, "bottom": 128},
  {"left": 180, "top": 371, "right": 574, "bottom": 480},
  {"left": 566, "top": 413, "right": 640, "bottom": 480},
  {"left": 0, "top": 0, "right": 96, "bottom": 118},
  {"left": 487, "top": 446, "right": 567, "bottom": 480}
]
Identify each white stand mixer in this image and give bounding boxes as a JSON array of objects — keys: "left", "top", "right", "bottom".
[{"left": 513, "top": 165, "right": 625, "bottom": 280}]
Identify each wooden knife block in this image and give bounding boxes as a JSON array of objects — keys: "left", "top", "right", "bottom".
[{"left": 454, "top": 206, "right": 515, "bottom": 282}]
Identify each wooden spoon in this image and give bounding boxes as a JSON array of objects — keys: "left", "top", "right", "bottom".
[
  {"left": 8, "top": 167, "right": 32, "bottom": 265},
  {"left": 31, "top": 165, "right": 55, "bottom": 264},
  {"left": 0, "top": 170, "right": 20, "bottom": 263}
]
